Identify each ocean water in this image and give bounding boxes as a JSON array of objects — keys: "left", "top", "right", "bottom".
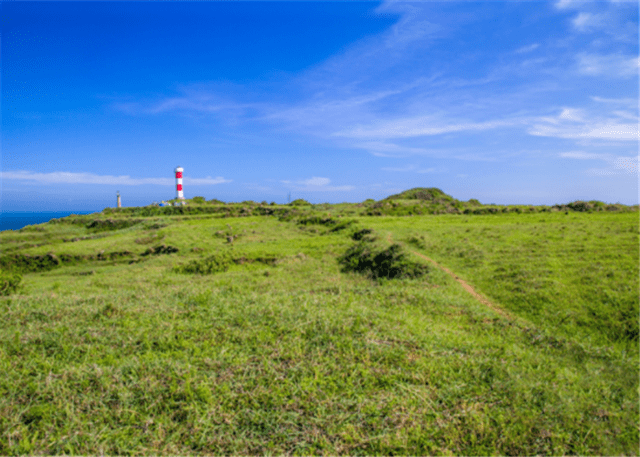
[{"left": 0, "top": 211, "right": 96, "bottom": 232}]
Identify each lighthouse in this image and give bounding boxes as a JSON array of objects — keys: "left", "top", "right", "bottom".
[{"left": 175, "top": 167, "right": 184, "bottom": 200}]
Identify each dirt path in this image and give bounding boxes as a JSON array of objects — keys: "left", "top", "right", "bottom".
[{"left": 388, "top": 232, "right": 513, "bottom": 319}]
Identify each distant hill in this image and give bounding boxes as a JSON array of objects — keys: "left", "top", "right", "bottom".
[{"left": 383, "top": 187, "right": 457, "bottom": 203}]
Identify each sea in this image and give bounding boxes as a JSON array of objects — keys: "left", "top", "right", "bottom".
[{"left": 0, "top": 211, "right": 97, "bottom": 232}]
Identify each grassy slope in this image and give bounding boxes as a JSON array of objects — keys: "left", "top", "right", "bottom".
[{"left": 0, "top": 206, "right": 638, "bottom": 455}]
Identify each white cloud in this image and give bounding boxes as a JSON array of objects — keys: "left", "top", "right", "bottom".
[
  {"left": 355, "top": 141, "right": 444, "bottom": 158},
  {"left": 590, "top": 96, "right": 637, "bottom": 110},
  {"left": 334, "top": 117, "right": 516, "bottom": 139},
  {"left": 186, "top": 176, "right": 233, "bottom": 185},
  {"left": 577, "top": 53, "right": 639, "bottom": 78},
  {"left": 280, "top": 177, "right": 354, "bottom": 192},
  {"left": 300, "top": 177, "right": 330, "bottom": 187},
  {"left": 572, "top": 12, "right": 606, "bottom": 31},
  {"left": 530, "top": 123, "right": 639, "bottom": 140},
  {"left": 559, "top": 108, "right": 586, "bottom": 122},
  {"left": 555, "top": 0, "right": 582, "bottom": 10},
  {"left": 529, "top": 106, "right": 639, "bottom": 141},
  {"left": 560, "top": 151, "right": 638, "bottom": 175},
  {"left": 559, "top": 151, "right": 610, "bottom": 160},
  {"left": 514, "top": 43, "right": 540, "bottom": 54},
  {"left": 613, "top": 156, "right": 638, "bottom": 174},
  {"left": 381, "top": 164, "right": 441, "bottom": 174},
  {"left": 0, "top": 171, "right": 231, "bottom": 186}
]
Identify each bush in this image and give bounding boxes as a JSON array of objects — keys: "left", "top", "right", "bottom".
[
  {"left": 175, "top": 251, "right": 279, "bottom": 275},
  {"left": 352, "top": 228, "right": 374, "bottom": 241},
  {"left": 86, "top": 218, "right": 142, "bottom": 232},
  {"left": 175, "top": 253, "right": 233, "bottom": 275},
  {"left": 339, "top": 242, "right": 429, "bottom": 279},
  {"left": 192, "top": 196, "right": 206, "bottom": 203},
  {"left": 0, "top": 269, "right": 22, "bottom": 296},
  {"left": 289, "top": 199, "right": 311, "bottom": 206},
  {"left": 0, "top": 253, "right": 62, "bottom": 273},
  {"left": 567, "top": 201, "right": 592, "bottom": 212}
]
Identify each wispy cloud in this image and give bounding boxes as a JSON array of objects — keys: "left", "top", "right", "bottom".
[
  {"left": 187, "top": 177, "right": 233, "bottom": 185},
  {"left": 280, "top": 177, "right": 354, "bottom": 192},
  {"left": 559, "top": 151, "right": 610, "bottom": 160},
  {"left": 577, "top": 53, "right": 639, "bottom": 78},
  {"left": 109, "top": 0, "right": 637, "bottom": 168},
  {"left": 514, "top": 43, "right": 540, "bottom": 54},
  {"left": 529, "top": 106, "right": 639, "bottom": 141},
  {"left": 333, "top": 118, "right": 517, "bottom": 140},
  {"left": 555, "top": 0, "right": 582, "bottom": 10},
  {"left": 381, "top": 164, "right": 441, "bottom": 174},
  {"left": 560, "top": 151, "right": 638, "bottom": 175},
  {"left": 572, "top": 12, "right": 607, "bottom": 32},
  {"left": 1, "top": 171, "right": 231, "bottom": 186}
]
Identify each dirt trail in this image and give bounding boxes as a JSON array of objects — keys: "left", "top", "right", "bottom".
[{"left": 388, "top": 232, "right": 512, "bottom": 319}]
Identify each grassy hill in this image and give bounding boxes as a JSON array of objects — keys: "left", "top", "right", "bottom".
[{"left": 0, "top": 190, "right": 638, "bottom": 454}]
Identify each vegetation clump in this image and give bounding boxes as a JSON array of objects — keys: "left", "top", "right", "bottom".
[
  {"left": 175, "top": 253, "right": 233, "bottom": 274},
  {"left": 339, "top": 241, "right": 429, "bottom": 279},
  {"left": 0, "top": 269, "right": 22, "bottom": 295},
  {"left": 175, "top": 251, "right": 279, "bottom": 275},
  {"left": 86, "top": 218, "right": 142, "bottom": 232},
  {"left": 384, "top": 187, "right": 452, "bottom": 202},
  {"left": 289, "top": 198, "right": 311, "bottom": 206},
  {"left": 0, "top": 253, "right": 62, "bottom": 273},
  {"left": 351, "top": 228, "right": 374, "bottom": 241},
  {"left": 141, "top": 244, "right": 179, "bottom": 256}
]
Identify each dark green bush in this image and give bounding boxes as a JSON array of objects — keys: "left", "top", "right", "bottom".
[
  {"left": 0, "top": 269, "right": 22, "bottom": 296},
  {"left": 567, "top": 201, "right": 592, "bottom": 212},
  {"left": 175, "top": 253, "right": 233, "bottom": 275},
  {"left": 339, "top": 242, "right": 429, "bottom": 279},
  {"left": 175, "top": 251, "right": 279, "bottom": 275},
  {"left": 352, "top": 228, "right": 374, "bottom": 241},
  {"left": 0, "top": 253, "right": 61, "bottom": 273},
  {"left": 86, "top": 218, "right": 142, "bottom": 232}
]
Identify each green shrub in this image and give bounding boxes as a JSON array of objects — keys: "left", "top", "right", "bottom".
[
  {"left": 567, "top": 201, "right": 592, "bottom": 212},
  {"left": 175, "top": 251, "right": 279, "bottom": 275},
  {"left": 352, "top": 228, "right": 374, "bottom": 241},
  {"left": 175, "top": 253, "right": 234, "bottom": 275},
  {"left": 339, "top": 242, "right": 429, "bottom": 279},
  {"left": 86, "top": 218, "right": 142, "bottom": 232},
  {"left": 0, "top": 253, "right": 62, "bottom": 273},
  {"left": 0, "top": 269, "right": 22, "bottom": 296},
  {"left": 192, "top": 196, "right": 206, "bottom": 203}
]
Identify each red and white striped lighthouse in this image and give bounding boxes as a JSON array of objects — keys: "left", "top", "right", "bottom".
[{"left": 175, "top": 166, "right": 184, "bottom": 200}]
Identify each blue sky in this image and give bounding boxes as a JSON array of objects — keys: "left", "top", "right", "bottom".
[{"left": 2, "top": 0, "right": 638, "bottom": 211}]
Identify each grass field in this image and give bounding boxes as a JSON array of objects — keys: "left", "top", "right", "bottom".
[{"left": 0, "top": 192, "right": 638, "bottom": 455}]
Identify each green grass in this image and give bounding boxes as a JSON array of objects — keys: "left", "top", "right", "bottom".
[{"left": 0, "top": 198, "right": 637, "bottom": 455}]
